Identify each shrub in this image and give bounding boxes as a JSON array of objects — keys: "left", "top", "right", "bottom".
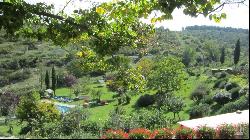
[
  {"left": 0, "top": 92, "right": 19, "bottom": 116},
  {"left": 101, "top": 129, "right": 128, "bottom": 139},
  {"left": 213, "top": 78, "right": 228, "bottom": 89},
  {"left": 217, "top": 95, "right": 249, "bottom": 114},
  {"left": 196, "top": 125, "right": 216, "bottom": 139},
  {"left": 239, "top": 87, "right": 248, "bottom": 96},
  {"left": 8, "top": 69, "right": 31, "bottom": 83},
  {"left": 225, "top": 82, "right": 239, "bottom": 91},
  {"left": 213, "top": 92, "right": 231, "bottom": 105},
  {"left": 81, "top": 121, "right": 102, "bottom": 135},
  {"left": 189, "top": 104, "right": 210, "bottom": 119},
  {"left": 174, "top": 127, "right": 195, "bottom": 139},
  {"left": 128, "top": 128, "right": 151, "bottom": 139},
  {"left": 150, "top": 128, "right": 173, "bottom": 139},
  {"left": 217, "top": 124, "right": 236, "bottom": 139},
  {"left": 64, "top": 74, "right": 77, "bottom": 87},
  {"left": 0, "top": 76, "right": 9, "bottom": 87},
  {"left": 200, "top": 95, "right": 214, "bottom": 105},
  {"left": 190, "top": 85, "right": 209, "bottom": 102},
  {"left": 229, "top": 87, "right": 241, "bottom": 100},
  {"left": 136, "top": 94, "right": 155, "bottom": 107},
  {"left": 215, "top": 72, "right": 228, "bottom": 79}
]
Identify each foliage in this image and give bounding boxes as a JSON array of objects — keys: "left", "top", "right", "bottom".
[
  {"left": 189, "top": 104, "right": 210, "bottom": 119},
  {"left": 101, "top": 129, "right": 129, "bottom": 139},
  {"left": 136, "top": 94, "right": 155, "bottom": 107},
  {"left": 220, "top": 47, "right": 225, "bottom": 64},
  {"left": 16, "top": 92, "right": 40, "bottom": 123},
  {"left": 7, "top": 69, "right": 31, "bottom": 84},
  {"left": 165, "top": 96, "right": 186, "bottom": 119},
  {"left": 136, "top": 57, "right": 154, "bottom": 78},
  {"left": 148, "top": 57, "right": 186, "bottom": 92},
  {"left": 234, "top": 39, "right": 241, "bottom": 65},
  {"left": 0, "top": 91, "right": 19, "bottom": 116},
  {"left": 213, "top": 78, "right": 228, "bottom": 89},
  {"left": 175, "top": 127, "right": 195, "bottom": 139},
  {"left": 190, "top": 84, "right": 209, "bottom": 102},
  {"left": 225, "top": 82, "right": 239, "bottom": 91},
  {"left": 80, "top": 120, "right": 102, "bottom": 135},
  {"left": 45, "top": 70, "right": 50, "bottom": 89},
  {"left": 215, "top": 72, "right": 228, "bottom": 79},
  {"left": 151, "top": 128, "right": 174, "bottom": 139},
  {"left": 196, "top": 125, "right": 216, "bottom": 139},
  {"left": 200, "top": 95, "right": 214, "bottom": 105},
  {"left": 64, "top": 74, "right": 77, "bottom": 87},
  {"left": 229, "top": 87, "right": 241, "bottom": 100},
  {"left": 182, "top": 47, "right": 195, "bottom": 67},
  {"left": 217, "top": 124, "right": 236, "bottom": 139},
  {"left": 128, "top": 128, "right": 151, "bottom": 139},
  {"left": 51, "top": 66, "right": 56, "bottom": 95},
  {"left": 217, "top": 95, "right": 249, "bottom": 114},
  {"left": 213, "top": 92, "right": 231, "bottom": 105}
]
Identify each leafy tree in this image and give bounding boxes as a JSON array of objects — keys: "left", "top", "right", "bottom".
[
  {"left": 165, "top": 96, "right": 185, "bottom": 120},
  {"left": 45, "top": 70, "right": 50, "bottom": 89},
  {"left": 136, "top": 58, "right": 154, "bottom": 78},
  {"left": 182, "top": 48, "right": 195, "bottom": 67},
  {"left": 51, "top": 66, "right": 56, "bottom": 96},
  {"left": 0, "top": 92, "right": 20, "bottom": 116},
  {"left": 234, "top": 39, "right": 241, "bottom": 66},
  {"left": 148, "top": 57, "right": 186, "bottom": 93},
  {"left": 64, "top": 74, "right": 77, "bottom": 87},
  {"left": 220, "top": 47, "right": 225, "bottom": 64}
]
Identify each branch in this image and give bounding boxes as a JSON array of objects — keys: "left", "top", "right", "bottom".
[{"left": 57, "top": 0, "right": 73, "bottom": 15}]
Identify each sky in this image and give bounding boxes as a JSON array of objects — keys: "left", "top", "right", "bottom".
[{"left": 26, "top": 0, "right": 249, "bottom": 31}]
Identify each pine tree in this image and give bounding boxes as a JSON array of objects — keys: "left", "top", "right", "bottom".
[
  {"left": 220, "top": 47, "right": 225, "bottom": 64},
  {"left": 45, "top": 70, "right": 50, "bottom": 89},
  {"left": 234, "top": 39, "right": 241, "bottom": 66},
  {"left": 51, "top": 66, "right": 56, "bottom": 96}
]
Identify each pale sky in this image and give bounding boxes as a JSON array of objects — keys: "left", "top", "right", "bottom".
[{"left": 26, "top": 0, "right": 249, "bottom": 31}]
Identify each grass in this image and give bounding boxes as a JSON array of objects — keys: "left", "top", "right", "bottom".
[{"left": 0, "top": 119, "right": 25, "bottom": 137}]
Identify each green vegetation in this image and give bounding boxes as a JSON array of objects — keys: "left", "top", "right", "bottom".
[{"left": 0, "top": 0, "right": 249, "bottom": 138}]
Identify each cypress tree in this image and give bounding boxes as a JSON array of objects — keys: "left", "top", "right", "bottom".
[
  {"left": 51, "top": 66, "right": 56, "bottom": 96},
  {"left": 45, "top": 70, "right": 50, "bottom": 89},
  {"left": 234, "top": 39, "right": 241, "bottom": 66},
  {"left": 220, "top": 47, "right": 225, "bottom": 64}
]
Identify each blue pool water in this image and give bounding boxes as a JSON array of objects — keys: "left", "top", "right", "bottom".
[{"left": 56, "top": 105, "right": 71, "bottom": 113}]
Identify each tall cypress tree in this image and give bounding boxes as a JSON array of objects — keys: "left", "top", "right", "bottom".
[
  {"left": 220, "top": 47, "right": 225, "bottom": 64},
  {"left": 45, "top": 70, "right": 50, "bottom": 89},
  {"left": 234, "top": 39, "right": 241, "bottom": 66},
  {"left": 51, "top": 66, "right": 56, "bottom": 96}
]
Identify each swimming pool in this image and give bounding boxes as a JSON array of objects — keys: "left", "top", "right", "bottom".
[{"left": 56, "top": 105, "right": 71, "bottom": 113}]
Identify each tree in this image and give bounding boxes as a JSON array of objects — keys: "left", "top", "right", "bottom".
[
  {"left": 51, "top": 66, "right": 56, "bottom": 96},
  {"left": 0, "top": 92, "right": 19, "bottom": 116},
  {"left": 182, "top": 48, "right": 195, "bottom": 67},
  {"left": 45, "top": 70, "right": 50, "bottom": 89},
  {"left": 148, "top": 57, "right": 186, "bottom": 93},
  {"left": 136, "top": 58, "right": 154, "bottom": 78},
  {"left": 220, "top": 47, "right": 225, "bottom": 64},
  {"left": 234, "top": 39, "right": 241, "bottom": 66},
  {"left": 0, "top": 0, "right": 245, "bottom": 56},
  {"left": 64, "top": 74, "right": 77, "bottom": 87}
]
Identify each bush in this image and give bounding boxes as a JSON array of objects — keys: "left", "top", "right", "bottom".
[
  {"left": 0, "top": 76, "right": 9, "bottom": 87},
  {"left": 217, "top": 96, "right": 249, "bottom": 114},
  {"left": 64, "top": 74, "right": 77, "bottom": 87},
  {"left": 81, "top": 121, "right": 102, "bottom": 135},
  {"left": 213, "top": 78, "right": 228, "bottom": 89},
  {"left": 101, "top": 129, "right": 128, "bottom": 139},
  {"left": 128, "top": 128, "right": 151, "bottom": 139},
  {"left": 225, "top": 82, "right": 239, "bottom": 91},
  {"left": 229, "top": 87, "right": 241, "bottom": 100},
  {"left": 8, "top": 69, "right": 31, "bottom": 83},
  {"left": 0, "top": 92, "right": 19, "bottom": 116},
  {"left": 239, "top": 87, "right": 248, "bottom": 96},
  {"left": 213, "top": 92, "right": 231, "bottom": 105},
  {"left": 200, "top": 95, "right": 214, "bottom": 105},
  {"left": 217, "top": 124, "right": 236, "bottom": 139},
  {"left": 151, "top": 128, "right": 173, "bottom": 139},
  {"left": 196, "top": 125, "right": 216, "bottom": 139},
  {"left": 136, "top": 94, "right": 155, "bottom": 107},
  {"left": 189, "top": 104, "right": 210, "bottom": 119},
  {"left": 175, "top": 127, "right": 195, "bottom": 139},
  {"left": 215, "top": 72, "right": 228, "bottom": 79},
  {"left": 190, "top": 85, "right": 209, "bottom": 102}
]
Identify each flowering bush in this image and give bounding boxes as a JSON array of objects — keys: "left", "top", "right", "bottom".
[
  {"left": 196, "top": 125, "right": 216, "bottom": 139},
  {"left": 128, "top": 128, "right": 151, "bottom": 139},
  {"left": 174, "top": 127, "right": 195, "bottom": 139},
  {"left": 217, "top": 124, "right": 236, "bottom": 139},
  {"left": 101, "top": 129, "right": 128, "bottom": 139},
  {"left": 150, "top": 128, "right": 174, "bottom": 139}
]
